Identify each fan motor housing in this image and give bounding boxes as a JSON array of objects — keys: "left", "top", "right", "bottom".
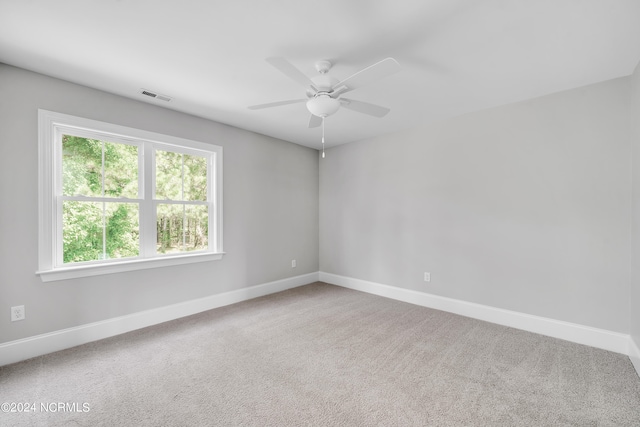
[{"left": 311, "top": 74, "right": 339, "bottom": 92}]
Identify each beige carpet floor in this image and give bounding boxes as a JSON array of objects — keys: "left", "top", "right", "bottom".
[{"left": 1, "top": 282, "right": 639, "bottom": 426}]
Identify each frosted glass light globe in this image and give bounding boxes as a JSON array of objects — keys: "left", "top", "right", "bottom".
[{"left": 306, "top": 94, "right": 340, "bottom": 118}]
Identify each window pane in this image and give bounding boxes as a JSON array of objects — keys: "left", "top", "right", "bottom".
[
  {"left": 63, "top": 201, "right": 139, "bottom": 263},
  {"left": 62, "top": 135, "right": 139, "bottom": 198},
  {"left": 185, "top": 205, "right": 208, "bottom": 251},
  {"left": 156, "top": 204, "right": 184, "bottom": 254},
  {"left": 156, "top": 204, "right": 208, "bottom": 254},
  {"left": 62, "top": 135, "right": 102, "bottom": 197},
  {"left": 105, "top": 202, "right": 140, "bottom": 259},
  {"left": 104, "top": 141, "right": 138, "bottom": 199},
  {"left": 183, "top": 154, "right": 207, "bottom": 201},
  {"left": 155, "top": 150, "right": 182, "bottom": 200},
  {"left": 63, "top": 201, "right": 103, "bottom": 263},
  {"left": 155, "top": 150, "right": 207, "bottom": 201}
]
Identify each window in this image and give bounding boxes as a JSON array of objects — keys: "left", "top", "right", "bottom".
[{"left": 37, "top": 110, "right": 223, "bottom": 281}]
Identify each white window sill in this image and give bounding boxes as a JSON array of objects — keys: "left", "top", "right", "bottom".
[{"left": 36, "top": 252, "right": 225, "bottom": 282}]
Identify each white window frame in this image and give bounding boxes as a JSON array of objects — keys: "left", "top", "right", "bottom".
[{"left": 37, "top": 110, "right": 224, "bottom": 282}]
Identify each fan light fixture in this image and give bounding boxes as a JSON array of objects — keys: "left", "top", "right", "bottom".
[
  {"left": 306, "top": 94, "right": 340, "bottom": 118},
  {"left": 307, "top": 94, "right": 339, "bottom": 158}
]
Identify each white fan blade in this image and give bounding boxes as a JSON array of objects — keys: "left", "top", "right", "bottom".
[
  {"left": 266, "top": 57, "right": 318, "bottom": 91},
  {"left": 308, "top": 114, "right": 322, "bottom": 128},
  {"left": 341, "top": 98, "right": 390, "bottom": 118},
  {"left": 330, "top": 85, "right": 348, "bottom": 97},
  {"left": 248, "top": 99, "right": 306, "bottom": 110},
  {"left": 333, "top": 58, "right": 400, "bottom": 94}
]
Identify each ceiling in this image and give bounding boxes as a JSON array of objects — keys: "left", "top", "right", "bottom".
[{"left": 1, "top": 0, "right": 640, "bottom": 149}]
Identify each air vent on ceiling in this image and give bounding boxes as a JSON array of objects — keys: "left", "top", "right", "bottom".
[{"left": 140, "top": 89, "right": 172, "bottom": 102}]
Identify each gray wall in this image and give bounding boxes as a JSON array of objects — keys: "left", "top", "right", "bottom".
[
  {"left": 0, "top": 63, "right": 319, "bottom": 343},
  {"left": 2, "top": 59, "right": 637, "bottom": 346},
  {"left": 320, "top": 76, "right": 632, "bottom": 333},
  {"left": 631, "top": 61, "right": 640, "bottom": 346}
]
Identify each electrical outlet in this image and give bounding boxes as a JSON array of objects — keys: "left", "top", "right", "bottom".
[
  {"left": 424, "top": 272, "right": 431, "bottom": 282},
  {"left": 291, "top": 259, "right": 297, "bottom": 268},
  {"left": 11, "top": 305, "right": 25, "bottom": 322}
]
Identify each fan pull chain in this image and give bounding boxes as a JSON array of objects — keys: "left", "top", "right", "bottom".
[{"left": 321, "top": 117, "right": 325, "bottom": 158}]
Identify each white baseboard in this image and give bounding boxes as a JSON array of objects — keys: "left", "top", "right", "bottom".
[
  {"left": 630, "top": 336, "right": 640, "bottom": 377},
  {"left": 4, "top": 271, "right": 636, "bottom": 374},
  {"left": 319, "top": 272, "right": 630, "bottom": 356},
  {"left": 0, "top": 272, "right": 319, "bottom": 367}
]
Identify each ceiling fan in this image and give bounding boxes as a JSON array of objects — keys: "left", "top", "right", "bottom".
[{"left": 248, "top": 57, "right": 401, "bottom": 156}]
